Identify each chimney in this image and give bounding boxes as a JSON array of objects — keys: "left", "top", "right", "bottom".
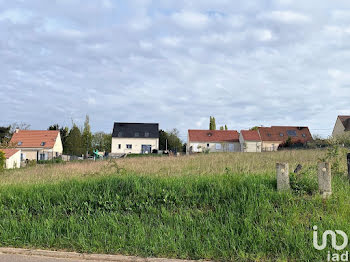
[{"left": 15, "top": 128, "right": 19, "bottom": 133}]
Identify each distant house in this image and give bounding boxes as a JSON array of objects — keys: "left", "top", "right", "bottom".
[
  {"left": 9, "top": 130, "right": 63, "bottom": 161},
  {"left": 111, "top": 123, "right": 159, "bottom": 154},
  {"left": 239, "top": 130, "right": 262, "bottom": 152},
  {"left": 258, "top": 126, "right": 313, "bottom": 151},
  {"left": 1, "top": 148, "right": 21, "bottom": 169},
  {"left": 332, "top": 115, "right": 350, "bottom": 137},
  {"left": 187, "top": 130, "right": 240, "bottom": 153}
]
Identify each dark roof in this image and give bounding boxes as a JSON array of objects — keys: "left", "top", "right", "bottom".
[
  {"left": 188, "top": 130, "right": 239, "bottom": 142},
  {"left": 112, "top": 123, "right": 159, "bottom": 138},
  {"left": 338, "top": 116, "right": 350, "bottom": 131},
  {"left": 258, "top": 126, "right": 313, "bottom": 143}
]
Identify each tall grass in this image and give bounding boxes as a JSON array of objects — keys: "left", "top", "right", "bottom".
[
  {"left": 0, "top": 149, "right": 349, "bottom": 261},
  {"left": 0, "top": 173, "right": 349, "bottom": 261}
]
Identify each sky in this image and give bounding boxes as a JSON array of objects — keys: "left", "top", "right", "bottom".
[{"left": 1, "top": 0, "right": 350, "bottom": 139}]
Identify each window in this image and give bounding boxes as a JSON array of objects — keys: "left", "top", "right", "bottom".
[
  {"left": 207, "top": 143, "right": 210, "bottom": 147},
  {"left": 18, "top": 141, "right": 22, "bottom": 146},
  {"left": 56, "top": 152, "right": 59, "bottom": 157},
  {"left": 302, "top": 134, "right": 306, "bottom": 138},
  {"left": 118, "top": 132, "right": 123, "bottom": 137},
  {"left": 135, "top": 132, "right": 139, "bottom": 137},
  {"left": 118, "top": 144, "right": 121, "bottom": 149},
  {"left": 41, "top": 142, "right": 46, "bottom": 146},
  {"left": 279, "top": 133, "right": 284, "bottom": 137},
  {"left": 145, "top": 132, "right": 150, "bottom": 137},
  {"left": 216, "top": 144, "right": 222, "bottom": 150},
  {"left": 286, "top": 130, "right": 297, "bottom": 137},
  {"left": 126, "top": 144, "right": 132, "bottom": 149},
  {"left": 207, "top": 133, "right": 212, "bottom": 137}
]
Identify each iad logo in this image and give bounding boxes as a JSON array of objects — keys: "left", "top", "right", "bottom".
[{"left": 313, "top": 226, "right": 349, "bottom": 261}]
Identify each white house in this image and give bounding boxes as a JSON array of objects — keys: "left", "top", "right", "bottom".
[
  {"left": 10, "top": 129, "right": 63, "bottom": 161},
  {"left": 111, "top": 123, "right": 159, "bottom": 154},
  {"left": 1, "top": 148, "right": 21, "bottom": 169},
  {"left": 239, "top": 130, "right": 262, "bottom": 152},
  {"left": 187, "top": 130, "right": 241, "bottom": 153}
]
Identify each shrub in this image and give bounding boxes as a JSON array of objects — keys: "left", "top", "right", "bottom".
[{"left": 0, "top": 150, "right": 5, "bottom": 171}]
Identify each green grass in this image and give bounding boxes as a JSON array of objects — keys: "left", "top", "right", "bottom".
[{"left": 0, "top": 171, "right": 349, "bottom": 261}]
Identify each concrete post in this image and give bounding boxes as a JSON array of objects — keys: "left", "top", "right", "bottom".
[
  {"left": 318, "top": 162, "right": 332, "bottom": 198},
  {"left": 276, "top": 163, "right": 290, "bottom": 191}
]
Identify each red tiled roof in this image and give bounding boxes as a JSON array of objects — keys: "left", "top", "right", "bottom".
[
  {"left": 258, "top": 126, "right": 312, "bottom": 143},
  {"left": 10, "top": 130, "right": 59, "bottom": 149},
  {"left": 188, "top": 130, "right": 239, "bottom": 142},
  {"left": 1, "top": 148, "right": 20, "bottom": 159},
  {"left": 241, "top": 130, "right": 261, "bottom": 141}
]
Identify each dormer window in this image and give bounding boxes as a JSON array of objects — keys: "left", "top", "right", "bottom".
[
  {"left": 145, "top": 132, "right": 150, "bottom": 137},
  {"left": 118, "top": 132, "right": 123, "bottom": 137},
  {"left": 267, "top": 133, "right": 271, "bottom": 137},
  {"left": 41, "top": 142, "right": 46, "bottom": 146},
  {"left": 17, "top": 141, "right": 22, "bottom": 146},
  {"left": 302, "top": 134, "right": 306, "bottom": 138},
  {"left": 135, "top": 132, "right": 139, "bottom": 137},
  {"left": 207, "top": 133, "right": 213, "bottom": 137},
  {"left": 279, "top": 133, "right": 284, "bottom": 137}
]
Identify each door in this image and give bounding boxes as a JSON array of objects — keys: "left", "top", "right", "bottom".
[{"left": 141, "top": 145, "right": 152, "bottom": 154}]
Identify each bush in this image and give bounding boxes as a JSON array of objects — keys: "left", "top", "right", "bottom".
[
  {"left": 289, "top": 166, "right": 318, "bottom": 195},
  {"left": 37, "top": 158, "right": 64, "bottom": 165},
  {"left": 0, "top": 150, "right": 5, "bottom": 171}
]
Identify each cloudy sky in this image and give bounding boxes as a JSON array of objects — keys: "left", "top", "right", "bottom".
[{"left": 1, "top": 0, "right": 350, "bottom": 139}]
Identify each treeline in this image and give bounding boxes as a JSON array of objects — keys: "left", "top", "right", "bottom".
[
  {"left": 48, "top": 115, "right": 111, "bottom": 156},
  {"left": 0, "top": 118, "right": 186, "bottom": 156}
]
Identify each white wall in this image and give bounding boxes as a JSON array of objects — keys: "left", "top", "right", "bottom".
[
  {"left": 239, "top": 133, "right": 262, "bottom": 152},
  {"left": 188, "top": 142, "right": 240, "bottom": 153},
  {"left": 111, "top": 137, "right": 159, "bottom": 154},
  {"left": 5, "top": 150, "right": 21, "bottom": 169}
]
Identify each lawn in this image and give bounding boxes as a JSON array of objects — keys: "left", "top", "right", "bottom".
[{"left": 0, "top": 149, "right": 349, "bottom": 261}]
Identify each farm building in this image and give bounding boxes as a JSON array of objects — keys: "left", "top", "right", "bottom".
[
  {"left": 9, "top": 129, "right": 63, "bottom": 161},
  {"left": 1, "top": 148, "right": 21, "bottom": 169},
  {"left": 332, "top": 115, "right": 350, "bottom": 137},
  {"left": 258, "top": 126, "right": 312, "bottom": 151},
  {"left": 239, "top": 130, "right": 262, "bottom": 152},
  {"left": 187, "top": 130, "right": 240, "bottom": 153},
  {"left": 111, "top": 123, "right": 159, "bottom": 154}
]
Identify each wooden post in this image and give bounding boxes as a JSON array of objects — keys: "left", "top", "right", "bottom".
[
  {"left": 318, "top": 162, "right": 332, "bottom": 198},
  {"left": 347, "top": 153, "right": 350, "bottom": 181},
  {"left": 276, "top": 163, "right": 290, "bottom": 191}
]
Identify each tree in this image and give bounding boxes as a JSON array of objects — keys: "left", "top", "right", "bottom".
[
  {"left": 0, "top": 150, "right": 5, "bottom": 171},
  {"left": 220, "top": 126, "right": 224, "bottom": 130},
  {"left": 0, "top": 126, "right": 11, "bottom": 145},
  {"left": 225, "top": 125, "right": 228, "bottom": 130},
  {"left": 65, "top": 124, "right": 83, "bottom": 156},
  {"left": 250, "top": 126, "right": 259, "bottom": 131},
  {"left": 167, "top": 128, "right": 183, "bottom": 153},
  {"left": 209, "top": 116, "right": 216, "bottom": 130},
  {"left": 10, "top": 122, "right": 30, "bottom": 133},
  {"left": 92, "top": 132, "right": 112, "bottom": 153},
  {"left": 159, "top": 129, "right": 183, "bottom": 152},
  {"left": 48, "top": 124, "right": 60, "bottom": 130},
  {"left": 82, "top": 115, "right": 93, "bottom": 156}
]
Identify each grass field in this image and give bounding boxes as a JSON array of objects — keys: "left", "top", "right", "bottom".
[{"left": 0, "top": 149, "right": 350, "bottom": 261}]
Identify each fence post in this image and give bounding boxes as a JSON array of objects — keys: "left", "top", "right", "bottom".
[
  {"left": 276, "top": 163, "right": 290, "bottom": 191},
  {"left": 347, "top": 153, "right": 350, "bottom": 181},
  {"left": 318, "top": 162, "right": 332, "bottom": 198}
]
